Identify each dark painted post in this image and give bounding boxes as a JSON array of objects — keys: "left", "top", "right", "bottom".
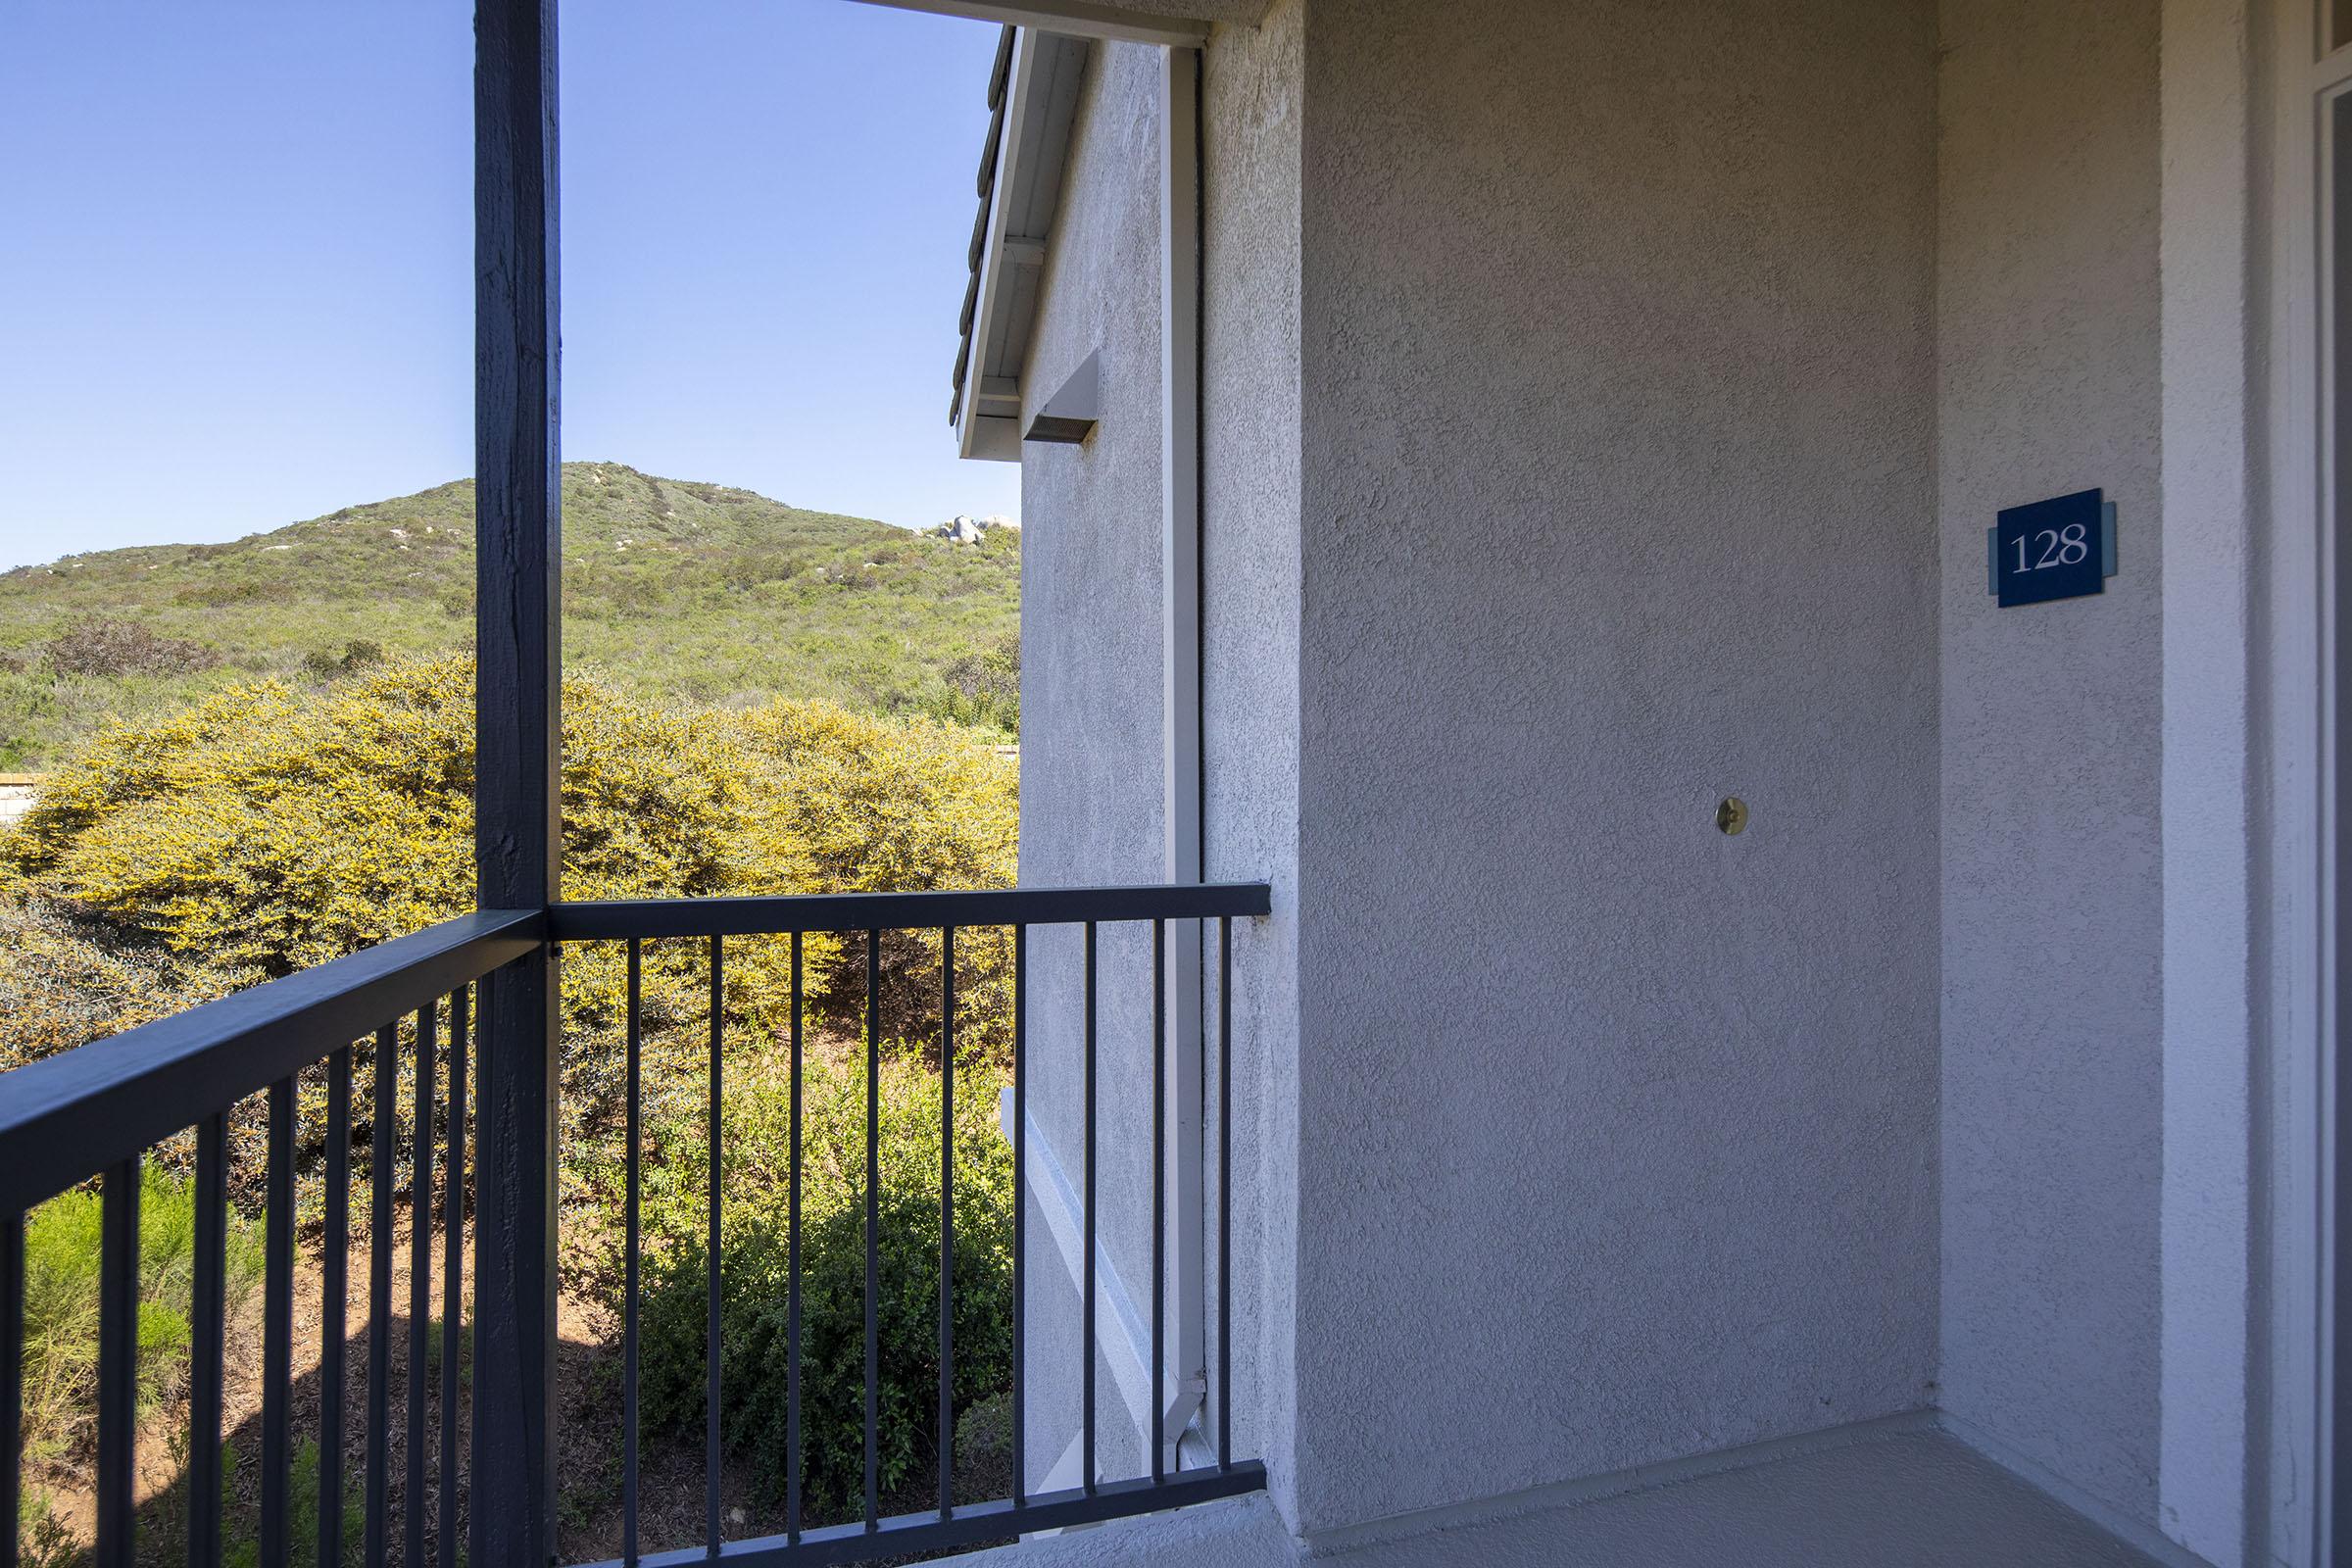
[{"left": 471, "top": 0, "right": 561, "bottom": 1565}]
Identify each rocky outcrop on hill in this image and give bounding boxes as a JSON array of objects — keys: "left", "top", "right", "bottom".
[{"left": 938, "top": 514, "right": 1019, "bottom": 545}]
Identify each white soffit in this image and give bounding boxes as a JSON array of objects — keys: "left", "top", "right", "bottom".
[
  {"left": 851, "top": 0, "right": 1208, "bottom": 48},
  {"left": 952, "top": 26, "right": 1090, "bottom": 463}
]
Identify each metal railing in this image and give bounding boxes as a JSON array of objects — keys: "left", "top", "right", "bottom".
[
  {"left": 0, "top": 882, "right": 1269, "bottom": 1568},
  {"left": 0, "top": 909, "right": 541, "bottom": 1568}
]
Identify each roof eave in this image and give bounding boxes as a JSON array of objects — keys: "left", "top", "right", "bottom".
[{"left": 953, "top": 26, "right": 1090, "bottom": 464}]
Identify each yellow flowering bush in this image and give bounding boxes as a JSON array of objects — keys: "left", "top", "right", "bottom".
[
  {"left": 6, "top": 664, "right": 474, "bottom": 976},
  {"left": 1, "top": 656, "right": 1018, "bottom": 1093}
]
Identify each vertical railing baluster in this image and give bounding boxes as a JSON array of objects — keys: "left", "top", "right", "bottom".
[
  {"left": 367, "top": 1024, "right": 396, "bottom": 1568},
  {"left": 324, "top": 1053, "right": 353, "bottom": 1568},
  {"left": 707, "top": 936, "right": 723, "bottom": 1556},
  {"left": 1218, "top": 915, "right": 1233, "bottom": 1471},
  {"left": 441, "top": 991, "right": 468, "bottom": 1568},
  {"left": 0, "top": 1209, "right": 21, "bottom": 1568},
  {"left": 863, "top": 927, "right": 881, "bottom": 1532},
  {"left": 623, "top": 943, "right": 642, "bottom": 1567},
  {"left": 96, "top": 1156, "right": 139, "bottom": 1568},
  {"left": 409, "top": 1004, "right": 437, "bottom": 1568},
  {"left": 1081, "top": 920, "right": 1097, "bottom": 1495},
  {"left": 938, "top": 926, "right": 956, "bottom": 1519},
  {"left": 1009, "top": 925, "right": 1025, "bottom": 1509},
  {"left": 786, "top": 931, "right": 804, "bottom": 1543},
  {"left": 263, "top": 1081, "right": 295, "bottom": 1568},
  {"left": 188, "top": 1114, "right": 226, "bottom": 1568},
  {"left": 1152, "top": 918, "right": 1166, "bottom": 1485}
]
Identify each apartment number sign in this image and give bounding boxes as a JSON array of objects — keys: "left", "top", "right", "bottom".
[{"left": 1987, "top": 488, "right": 2117, "bottom": 609}]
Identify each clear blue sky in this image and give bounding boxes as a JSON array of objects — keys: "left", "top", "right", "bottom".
[{"left": 0, "top": 0, "right": 1020, "bottom": 571}]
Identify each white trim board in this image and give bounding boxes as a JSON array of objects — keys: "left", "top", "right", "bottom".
[
  {"left": 955, "top": 26, "right": 1090, "bottom": 463},
  {"left": 957, "top": 28, "right": 1039, "bottom": 463},
  {"left": 1158, "top": 41, "right": 1209, "bottom": 1462},
  {"left": 846, "top": 0, "right": 1209, "bottom": 47},
  {"left": 2264, "top": 5, "right": 2338, "bottom": 1565}
]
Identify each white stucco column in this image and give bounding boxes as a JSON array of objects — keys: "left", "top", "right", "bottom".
[{"left": 2159, "top": 1, "right": 2264, "bottom": 1563}]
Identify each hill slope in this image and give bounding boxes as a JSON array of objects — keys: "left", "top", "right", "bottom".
[{"left": 0, "top": 463, "right": 1019, "bottom": 768}]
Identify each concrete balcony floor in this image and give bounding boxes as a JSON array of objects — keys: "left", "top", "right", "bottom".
[{"left": 946, "top": 1424, "right": 2178, "bottom": 1567}]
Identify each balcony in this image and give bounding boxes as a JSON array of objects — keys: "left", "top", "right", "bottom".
[
  {"left": 0, "top": 882, "right": 1272, "bottom": 1568},
  {"left": 3, "top": 0, "right": 2325, "bottom": 1560}
]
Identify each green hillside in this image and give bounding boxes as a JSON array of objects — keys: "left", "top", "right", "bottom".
[{"left": 0, "top": 463, "right": 1020, "bottom": 769}]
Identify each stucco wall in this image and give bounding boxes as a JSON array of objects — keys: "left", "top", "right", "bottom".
[
  {"left": 1012, "top": 6, "right": 1310, "bottom": 1508},
  {"left": 1288, "top": 0, "right": 1941, "bottom": 1533},
  {"left": 1015, "top": 34, "right": 1170, "bottom": 1494},
  {"left": 1011, "top": 0, "right": 2224, "bottom": 1551},
  {"left": 1935, "top": 0, "right": 2165, "bottom": 1530},
  {"left": 2158, "top": 4, "right": 2264, "bottom": 1564},
  {"left": 1202, "top": 0, "right": 1305, "bottom": 1521}
]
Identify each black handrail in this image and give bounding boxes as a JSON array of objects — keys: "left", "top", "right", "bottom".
[
  {"left": 0, "top": 907, "right": 544, "bottom": 1215},
  {"left": 550, "top": 880, "right": 1272, "bottom": 941},
  {"left": 2, "top": 911, "right": 526, "bottom": 1568}
]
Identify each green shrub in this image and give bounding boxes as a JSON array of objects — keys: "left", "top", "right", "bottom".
[
  {"left": 730, "top": 699, "right": 1018, "bottom": 1063},
  {"left": 20, "top": 1165, "right": 264, "bottom": 1469},
  {"left": 299, "top": 639, "right": 387, "bottom": 682},
  {"left": 610, "top": 1048, "right": 1013, "bottom": 1522},
  {"left": 0, "top": 662, "right": 477, "bottom": 979},
  {"left": 42, "top": 617, "right": 218, "bottom": 679},
  {"left": 0, "top": 889, "right": 459, "bottom": 1220},
  {"left": 223, "top": 1440, "right": 362, "bottom": 1568},
  {"left": 0, "top": 638, "right": 1026, "bottom": 1548},
  {"left": 926, "top": 634, "right": 1018, "bottom": 733},
  {"left": 16, "top": 1489, "right": 75, "bottom": 1568}
]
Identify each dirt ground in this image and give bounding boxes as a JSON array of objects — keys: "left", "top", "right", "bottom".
[
  {"left": 28, "top": 1195, "right": 1010, "bottom": 1568},
  {"left": 35, "top": 1197, "right": 479, "bottom": 1567}
]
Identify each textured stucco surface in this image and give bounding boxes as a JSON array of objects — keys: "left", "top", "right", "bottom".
[
  {"left": 2155, "top": 2, "right": 2261, "bottom": 1562},
  {"left": 1016, "top": 34, "right": 1172, "bottom": 1493},
  {"left": 1936, "top": 0, "right": 2165, "bottom": 1528},
  {"left": 1012, "top": 0, "right": 1306, "bottom": 1508},
  {"left": 1008, "top": 0, "right": 2253, "bottom": 1552},
  {"left": 1288, "top": 0, "right": 1941, "bottom": 1532},
  {"left": 1202, "top": 0, "right": 1304, "bottom": 1521}
]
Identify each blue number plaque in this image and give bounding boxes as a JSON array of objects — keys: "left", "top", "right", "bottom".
[{"left": 1988, "top": 489, "right": 2112, "bottom": 609}]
